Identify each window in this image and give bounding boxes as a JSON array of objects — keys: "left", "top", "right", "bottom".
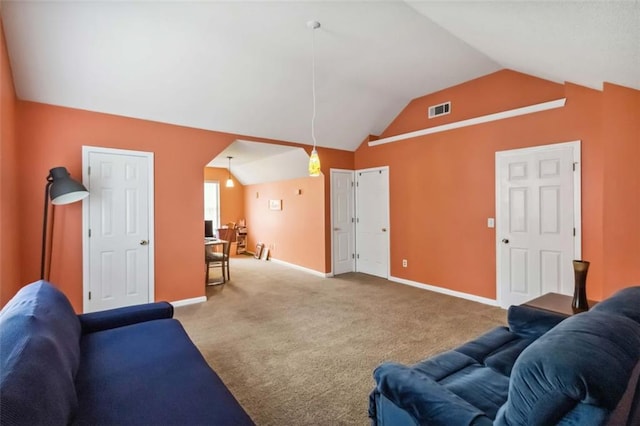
[{"left": 204, "top": 181, "right": 220, "bottom": 229}]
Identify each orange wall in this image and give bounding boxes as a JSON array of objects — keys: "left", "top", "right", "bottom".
[
  {"left": 3, "top": 59, "right": 636, "bottom": 308},
  {"left": 244, "top": 176, "right": 325, "bottom": 272},
  {"left": 245, "top": 147, "right": 355, "bottom": 273},
  {"left": 601, "top": 83, "right": 640, "bottom": 296},
  {"left": 204, "top": 167, "right": 245, "bottom": 226},
  {"left": 0, "top": 20, "right": 20, "bottom": 306},
  {"left": 5, "top": 100, "right": 348, "bottom": 309},
  {"left": 355, "top": 69, "right": 639, "bottom": 301},
  {"left": 12, "top": 101, "right": 332, "bottom": 311}
]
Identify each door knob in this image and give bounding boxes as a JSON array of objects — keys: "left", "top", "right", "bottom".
[
  {"left": 501, "top": 238, "right": 509, "bottom": 244},
  {"left": 140, "top": 240, "right": 149, "bottom": 246},
  {"left": 382, "top": 228, "right": 387, "bottom": 232}
]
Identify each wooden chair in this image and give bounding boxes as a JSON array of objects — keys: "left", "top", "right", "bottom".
[{"left": 205, "top": 228, "right": 236, "bottom": 284}]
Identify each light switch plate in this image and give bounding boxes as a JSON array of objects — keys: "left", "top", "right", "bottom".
[{"left": 487, "top": 218, "right": 495, "bottom": 228}]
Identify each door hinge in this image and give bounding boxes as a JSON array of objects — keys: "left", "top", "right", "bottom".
[
  {"left": 351, "top": 217, "right": 355, "bottom": 223},
  {"left": 88, "top": 166, "right": 91, "bottom": 175},
  {"left": 573, "top": 227, "right": 576, "bottom": 236},
  {"left": 356, "top": 218, "right": 360, "bottom": 223},
  {"left": 357, "top": 254, "right": 360, "bottom": 259},
  {"left": 351, "top": 181, "right": 354, "bottom": 187},
  {"left": 88, "top": 291, "right": 91, "bottom": 301},
  {"left": 351, "top": 253, "right": 355, "bottom": 259},
  {"left": 88, "top": 229, "right": 91, "bottom": 237},
  {"left": 573, "top": 162, "right": 577, "bottom": 171}
]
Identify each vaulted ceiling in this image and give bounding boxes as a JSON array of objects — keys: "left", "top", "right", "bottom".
[{"left": 2, "top": 1, "right": 638, "bottom": 156}]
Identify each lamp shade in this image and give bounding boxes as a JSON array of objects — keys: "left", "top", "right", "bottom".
[
  {"left": 225, "top": 156, "right": 235, "bottom": 188},
  {"left": 49, "top": 167, "right": 89, "bottom": 205},
  {"left": 308, "top": 149, "right": 321, "bottom": 177}
]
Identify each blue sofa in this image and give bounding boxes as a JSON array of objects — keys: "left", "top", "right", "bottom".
[
  {"left": 0, "top": 280, "right": 254, "bottom": 425},
  {"left": 370, "top": 286, "right": 640, "bottom": 425}
]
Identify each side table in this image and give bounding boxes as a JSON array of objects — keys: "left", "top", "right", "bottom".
[{"left": 522, "top": 292, "right": 598, "bottom": 317}]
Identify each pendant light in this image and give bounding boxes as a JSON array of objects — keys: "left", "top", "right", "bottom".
[
  {"left": 307, "top": 20, "right": 321, "bottom": 177},
  {"left": 226, "top": 156, "right": 234, "bottom": 188}
]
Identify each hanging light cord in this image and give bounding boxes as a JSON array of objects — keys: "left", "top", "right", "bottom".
[{"left": 310, "top": 22, "right": 318, "bottom": 149}]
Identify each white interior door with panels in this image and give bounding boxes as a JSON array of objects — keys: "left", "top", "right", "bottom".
[
  {"left": 355, "top": 167, "right": 390, "bottom": 279},
  {"left": 496, "top": 141, "right": 581, "bottom": 308},
  {"left": 82, "top": 146, "right": 155, "bottom": 313},
  {"left": 331, "top": 169, "right": 355, "bottom": 275}
]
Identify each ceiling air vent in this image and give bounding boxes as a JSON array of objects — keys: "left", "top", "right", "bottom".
[{"left": 428, "top": 101, "right": 451, "bottom": 119}]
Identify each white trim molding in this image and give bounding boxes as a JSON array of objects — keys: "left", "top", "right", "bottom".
[
  {"left": 171, "top": 296, "right": 207, "bottom": 308},
  {"left": 270, "top": 258, "right": 330, "bottom": 278},
  {"left": 389, "top": 276, "right": 500, "bottom": 307},
  {"left": 369, "top": 98, "right": 566, "bottom": 147}
]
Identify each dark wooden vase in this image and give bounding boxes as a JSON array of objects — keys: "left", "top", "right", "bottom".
[{"left": 572, "top": 260, "right": 590, "bottom": 313}]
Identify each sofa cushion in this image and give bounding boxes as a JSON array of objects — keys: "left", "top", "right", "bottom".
[
  {"left": 73, "top": 318, "right": 254, "bottom": 425},
  {"left": 495, "top": 310, "right": 640, "bottom": 425},
  {"left": 591, "top": 286, "right": 640, "bottom": 325},
  {"left": 373, "top": 362, "right": 494, "bottom": 426},
  {"left": 507, "top": 304, "right": 567, "bottom": 338},
  {"left": 455, "top": 326, "right": 537, "bottom": 377},
  {"left": 0, "top": 281, "right": 82, "bottom": 425}
]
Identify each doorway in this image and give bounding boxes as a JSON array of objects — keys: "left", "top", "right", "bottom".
[
  {"left": 496, "top": 141, "right": 581, "bottom": 308},
  {"left": 82, "top": 146, "right": 155, "bottom": 313},
  {"left": 330, "top": 166, "right": 390, "bottom": 278}
]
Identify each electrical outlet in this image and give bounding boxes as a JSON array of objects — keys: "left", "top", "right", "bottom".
[{"left": 402, "top": 259, "right": 408, "bottom": 268}]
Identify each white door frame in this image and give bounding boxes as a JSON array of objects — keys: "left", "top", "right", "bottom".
[
  {"left": 495, "top": 140, "right": 581, "bottom": 307},
  {"left": 82, "top": 146, "right": 155, "bottom": 313},
  {"left": 330, "top": 168, "right": 355, "bottom": 276},
  {"left": 355, "top": 166, "right": 390, "bottom": 278}
]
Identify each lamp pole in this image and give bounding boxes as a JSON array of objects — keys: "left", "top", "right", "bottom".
[{"left": 40, "top": 177, "right": 54, "bottom": 279}]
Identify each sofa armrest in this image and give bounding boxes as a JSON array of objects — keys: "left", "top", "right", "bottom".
[
  {"left": 372, "top": 362, "right": 493, "bottom": 426},
  {"left": 78, "top": 302, "right": 174, "bottom": 334},
  {"left": 507, "top": 305, "right": 567, "bottom": 338}
]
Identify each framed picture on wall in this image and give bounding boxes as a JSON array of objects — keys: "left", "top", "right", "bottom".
[{"left": 269, "top": 199, "right": 282, "bottom": 210}]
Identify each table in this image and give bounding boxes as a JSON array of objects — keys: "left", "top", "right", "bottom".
[
  {"left": 205, "top": 238, "right": 227, "bottom": 249},
  {"left": 522, "top": 292, "right": 598, "bottom": 316}
]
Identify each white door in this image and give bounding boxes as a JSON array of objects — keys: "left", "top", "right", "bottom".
[
  {"left": 83, "top": 147, "right": 154, "bottom": 313},
  {"left": 496, "top": 141, "right": 581, "bottom": 308},
  {"left": 356, "top": 167, "right": 389, "bottom": 278},
  {"left": 331, "top": 169, "right": 355, "bottom": 275}
]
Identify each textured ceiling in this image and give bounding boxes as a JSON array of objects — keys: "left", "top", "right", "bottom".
[{"left": 2, "top": 1, "right": 638, "bottom": 183}]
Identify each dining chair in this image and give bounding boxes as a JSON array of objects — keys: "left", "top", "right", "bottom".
[{"left": 205, "top": 228, "right": 236, "bottom": 284}]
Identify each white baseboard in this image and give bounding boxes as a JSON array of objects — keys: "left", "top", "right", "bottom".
[
  {"left": 270, "top": 258, "right": 330, "bottom": 278},
  {"left": 171, "top": 296, "right": 207, "bottom": 307},
  {"left": 389, "top": 276, "right": 500, "bottom": 307}
]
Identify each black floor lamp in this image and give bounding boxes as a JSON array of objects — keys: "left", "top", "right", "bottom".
[{"left": 41, "top": 167, "right": 89, "bottom": 280}]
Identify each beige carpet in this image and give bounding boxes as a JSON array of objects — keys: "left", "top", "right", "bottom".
[{"left": 174, "top": 256, "right": 506, "bottom": 425}]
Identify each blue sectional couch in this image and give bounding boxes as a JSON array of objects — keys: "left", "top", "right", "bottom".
[
  {"left": 0, "top": 280, "right": 254, "bottom": 425},
  {"left": 370, "top": 286, "right": 640, "bottom": 425}
]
